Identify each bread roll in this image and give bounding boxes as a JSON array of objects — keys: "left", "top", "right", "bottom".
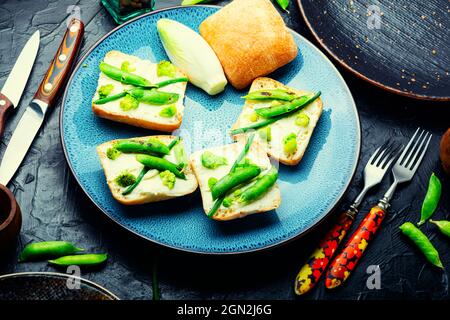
[{"left": 199, "top": 0, "right": 298, "bottom": 90}]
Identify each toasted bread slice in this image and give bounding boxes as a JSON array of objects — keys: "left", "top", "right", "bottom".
[
  {"left": 92, "top": 51, "right": 187, "bottom": 132},
  {"left": 231, "top": 77, "right": 323, "bottom": 166},
  {"left": 97, "top": 135, "right": 197, "bottom": 205},
  {"left": 190, "top": 140, "right": 281, "bottom": 221}
]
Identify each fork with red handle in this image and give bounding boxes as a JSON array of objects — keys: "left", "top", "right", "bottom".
[
  {"left": 294, "top": 140, "right": 400, "bottom": 295},
  {"left": 325, "top": 128, "right": 431, "bottom": 289}
]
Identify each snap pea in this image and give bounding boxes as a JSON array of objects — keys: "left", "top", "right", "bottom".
[
  {"left": 94, "top": 92, "right": 127, "bottom": 105},
  {"left": 136, "top": 154, "right": 186, "bottom": 179},
  {"left": 418, "top": 173, "right": 442, "bottom": 226},
  {"left": 254, "top": 92, "right": 321, "bottom": 119},
  {"left": 211, "top": 165, "right": 261, "bottom": 200},
  {"left": 128, "top": 88, "right": 180, "bottom": 105},
  {"left": 239, "top": 166, "right": 278, "bottom": 204},
  {"left": 122, "top": 138, "right": 181, "bottom": 196},
  {"left": 242, "top": 89, "right": 297, "bottom": 102},
  {"left": 430, "top": 220, "right": 450, "bottom": 238},
  {"left": 399, "top": 222, "right": 443, "bottom": 269},
  {"left": 19, "top": 241, "right": 84, "bottom": 262},
  {"left": 115, "top": 139, "right": 170, "bottom": 156},
  {"left": 48, "top": 253, "right": 108, "bottom": 267},
  {"left": 275, "top": 0, "right": 290, "bottom": 10},
  {"left": 208, "top": 133, "right": 255, "bottom": 218},
  {"left": 100, "top": 62, "right": 154, "bottom": 87}
]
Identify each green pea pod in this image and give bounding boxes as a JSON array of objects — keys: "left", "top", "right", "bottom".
[
  {"left": 128, "top": 88, "right": 180, "bottom": 105},
  {"left": 239, "top": 166, "right": 278, "bottom": 204},
  {"left": 136, "top": 154, "right": 186, "bottom": 179},
  {"left": 100, "top": 62, "right": 154, "bottom": 87},
  {"left": 94, "top": 92, "right": 127, "bottom": 105},
  {"left": 430, "top": 220, "right": 450, "bottom": 238},
  {"left": 211, "top": 165, "right": 261, "bottom": 200},
  {"left": 242, "top": 89, "right": 297, "bottom": 101},
  {"left": 48, "top": 253, "right": 108, "bottom": 267},
  {"left": 399, "top": 222, "right": 443, "bottom": 268},
  {"left": 418, "top": 173, "right": 442, "bottom": 226},
  {"left": 275, "top": 0, "right": 290, "bottom": 10},
  {"left": 208, "top": 133, "right": 255, "bottom": 218},
  {"left": 19, "top": 241, "right": 84, "bottom": 262},
  {"left": 254, "top": 92, "right": 321, "bottom": 119},
  {"left": 115, "top": 139, "right": 170, "bottom": 156}
]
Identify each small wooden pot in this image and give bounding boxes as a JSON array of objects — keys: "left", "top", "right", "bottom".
[{"left": 0, "top": 184, "right": 21, "bottom": 252}]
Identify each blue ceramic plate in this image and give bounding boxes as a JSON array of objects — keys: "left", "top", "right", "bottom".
[{"left": 61, "top": 6, "right": 360, "bottom": 254}]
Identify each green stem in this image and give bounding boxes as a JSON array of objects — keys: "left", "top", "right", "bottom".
[
  {"left": 156, "top": 77, "right": 189, "bottom": 88},
  {"left": 122, "top": 167, "right": 150, "bottom": 195},
  {"left": 94, "top": 92, "right": 127, "bottom": 105}
]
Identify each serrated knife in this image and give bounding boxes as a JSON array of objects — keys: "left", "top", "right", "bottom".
[
  {"left": 0, "top": 30, "right": 40, "bottom": 137},
  {"left": 0, "top": 19, "right": 84, "bottom": 186}
]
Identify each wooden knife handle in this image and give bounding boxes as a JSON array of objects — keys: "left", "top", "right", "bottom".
[
  {"left": 0, "top": 93, "right": 14, "bottom": 138},
  {"left": 33, "top": 19, "right": 84, "bottom": 106},
  {"left": 325, "top": 206, "right": 386, "bottom": 289},
  {"left": 294, "top": 209, "right": 355, "bottom": 295}
]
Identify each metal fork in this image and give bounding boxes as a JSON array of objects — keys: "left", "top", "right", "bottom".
[
  {"left": 325, "top": 128, "right": 432, "bottom": 289},
  {"left": 294, "top": 141, "right": 400, "bottom": 295}
]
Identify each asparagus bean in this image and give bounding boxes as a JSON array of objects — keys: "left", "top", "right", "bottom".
[
  {"left": 100, "top": 62, "right": 154, "bottom": 87},
  {"left": 115, "top": 139, "right": 170, "bottom": 156},
  {"left": 155, "top": 77, "right": 189, "bottom": 89},
  {"left": 211, "top": 165, "right": 261, "bottom": 200},
  {"left": 136, "top": 154, "right": 186, "bottom": 179},
  {"left": 243, "top": 89, "right": 297, "bottom": 101},
  {"left": 254, "top": 92, "right": 321, "bottom": 119},
  {"left": 399, "top": 222, "right": 443, "bottom": 268},
  {"left": 129, "top": 88, "right": 180, "bottom": 105},
  {"left": 208, "top": 134, "right": 255, "bottom": 218},
  {"left": 122, "top": 167, "right": 150, "bottom": 195},
  {"left": 19, "top": 241, "right": 83, "bottom": 262},
  {"left": 239, "top": 167, "right": 278, "bottom": 204}
]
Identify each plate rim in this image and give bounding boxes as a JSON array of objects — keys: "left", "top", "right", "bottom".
[
  {"left": 60, "top": 5, "right": 361, "bottom": 255},
  {"left": 0, "top": 271, "right": 120, "bottom": 299},
  {"left": 297, "top": 0, "right": 450, "bottom": 102}
]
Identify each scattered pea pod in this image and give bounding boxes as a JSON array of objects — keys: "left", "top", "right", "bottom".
[
  {"left": 19, "top": 241, "right": 84, "bottom": 262},
  {"left": 100, "top": 62, "right": 154, "bottom": 87},
  {"left": 211, "top": 165, "right": 261, "bottom": 200},
  {"left": 254, "top": 92, "right": 321, "bottom": 119},
  {"left": 243, "top": 89, "right": 297, "bottom": 102},
  {"left": 208, "top": 133, "right": 255, "bottom": 218},
  {"left": 399, "top": 222, "right": 443, "bottom": 269},
  {"left": 115, "top": 139, "right": 170, "bottom": 156},
  {"left": 239, "top": 166, "right": 278, "bottom": 204},
  {"left": 48, "top": 253, "right": 108, "bottom": 267},
  {"left": 430, "top": 220, "right": 450, "bottom": 238},
  {"left": 418, "top": 173, "right": 442, "bottom": 226},
  {"left": 136, "top": 154, "right": 186, "bottom": 179}
]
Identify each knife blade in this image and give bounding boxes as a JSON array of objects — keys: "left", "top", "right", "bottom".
[
  {"left": 0, "top": 19, "right": 84, "bottom": 186},
  {"left": 0, "top": 30, "right": 40, "bottom": 137}
]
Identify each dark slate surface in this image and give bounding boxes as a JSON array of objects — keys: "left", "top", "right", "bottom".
[
  {"left": 0, "top": 0, "right": 449, "bottom": 300},
  {"left": 298, "top": 0, "right": 450, "bottom": 101}
]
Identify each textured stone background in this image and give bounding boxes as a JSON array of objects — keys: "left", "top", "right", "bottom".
[{"left": 0, "top": 0, "right": 449, "bottom": 300}]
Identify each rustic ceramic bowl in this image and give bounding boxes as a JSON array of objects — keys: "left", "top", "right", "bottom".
[{"left": 0, "top": 184, "right": 21, "bottom": 252}]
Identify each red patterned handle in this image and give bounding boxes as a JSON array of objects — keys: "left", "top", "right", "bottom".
[
  {"left": 325, "top": 206, "right": 386, "bottom": 289},
  {"left": 33, "top": 19, "right": 84, "bottom": 106},
  {"left": 0, "top": 93, "right": 14, "bottom": 138},
  {"left": 294, "top": 209, "right": 355, "bottom": 295}
]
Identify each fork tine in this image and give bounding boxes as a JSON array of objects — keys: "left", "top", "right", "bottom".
[
  {"left": 397, "top": 127, "right": 420, "bottom": 164},
  {"left": 375, "top": 141, "right": 394, "bottom": 167},
  {"left": 403, "top": 129, "right": 425, "bottom": 167},
  {"left": 379, "top": 144, "right": 402, "bottom": 169},
  {"left": 368, "top": 140, "right": 389, "bottom": 165},
  {"left": 410, "top": 133, "right": 432, "bottom": 172}
]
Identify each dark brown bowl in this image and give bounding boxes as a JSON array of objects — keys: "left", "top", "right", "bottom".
[{"left": 0, "top": 184, "right": 21, "bottom": 252}]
